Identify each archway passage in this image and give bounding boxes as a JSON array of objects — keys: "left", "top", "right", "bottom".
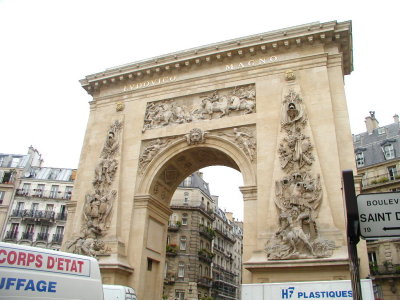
[
  {"left": 137, "top": 137, "right": 255, "bottom": 207},
  {"left": 131, "top": 138, "right": 254, "bottom": 300}
]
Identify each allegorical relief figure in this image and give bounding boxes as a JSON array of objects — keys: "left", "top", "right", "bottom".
[
  {"left": 219, "top": 127, "right": 256, "bottom": 161},
  {"left": 281, "top": 89, "right": 306, "bottom": 131},
  {"left": 139, "top": 138, "right": 171, "bottom": 171},
  {"left": 142, "top": 85, "right": 256, "bottom": 131},
  {"left": 66, "top": 120, "right": 122, "bottom": 257},
  {"left": 266, "top": 88, "right": 335, "bottom": 260}
]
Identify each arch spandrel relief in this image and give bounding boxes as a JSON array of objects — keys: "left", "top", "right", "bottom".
[
  {"left": 142, "top": 84, "right": 256, "bottom": 132},
  {"left": 265, "top": 87, "right": 336, "bottom": 260},
  {"left": 66, "top": 119, "right": 123, "bottom": 257}
]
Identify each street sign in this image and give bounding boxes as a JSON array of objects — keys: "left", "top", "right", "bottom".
[{"left": 357, "top": 191, "right": 400, "bottom": 239}]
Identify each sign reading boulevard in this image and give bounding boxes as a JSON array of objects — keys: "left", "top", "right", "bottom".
[{"left": 357, "top": 192, "right": 400, "bottom": 239}]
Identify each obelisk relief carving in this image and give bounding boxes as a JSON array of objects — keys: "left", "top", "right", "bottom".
[
  {"left": 142, "top": 85, "right": 256, "bottom": 132},
  {"left": 265, "top": 87, "right": 335, "bottom": 260},
  {"left": 66, "top": 120, "right": 123, "bottom": 256}
]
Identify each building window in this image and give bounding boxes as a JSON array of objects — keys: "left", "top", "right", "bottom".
[
  {"left": 0, "top": 191, "right": 5, "bottom": 204},
  {"left": 388, "top": 166, "right": 398, "bottom": 181},
  {"left": 178, "top": 262, "right": 185, "bottom": 278},
  {"left": 50, "top": 185, "right": 59, "bottom": 198},
  {"left": 377, "top": 127, "right": 386, "bottom": 134},
  {"left": 175, "top": 290, "right": 185, "bottom": 300},
  {"left": 382, "top": 144, "right": 395, "bottom": 160},
  {"left": 184, "top": 192, "right": 189, "bottom": 205},
  {"left": 199, "top": 265, "right": 202, "bottom": 276},
  {"left": 355, "top": 152, "right": 365, "bottom": 167},
  {"left": 182, "top": 213, "right": 188, "bottom": 225},
  {"left": 10, "top": 157, "right": 20, "bottom": 167},
  {"left": 368, "top": 251, "right": 377, "bottom": 265},
  {"left": 180, "top": 236, "right": 187, "bottom": 250},
  {"left": 353, "top": 135, "right": 361, "bottom": 142},
  {"left": 147, "top": 258, "right": 153, "bottom": 271},
  {"left": 36, "top": 184, "right": 45, "bottom": 197},
  {"left": 16, "top": 202, "right": 24, "bottom": 212},
  {"left": 22, "top": 183, "right": 31, "bottom": 195},
  {"left": 64, "top": 186, "right": 73, "bottom": 199},
  {"left": 31, "top": 203, "right": 39, "bottom": 213},
  {"left": 183, "top": 176, "right": 192, "bottom": 187}
]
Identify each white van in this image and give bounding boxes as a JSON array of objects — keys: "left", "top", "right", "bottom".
[
  {"left": 103, "top": 284, "right": 137, "bottom": 300},
  {"left": 0, "top": 242, "right": 104, "bottom": 300}
]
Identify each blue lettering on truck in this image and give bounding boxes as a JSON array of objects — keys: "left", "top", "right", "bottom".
[{"left": 0, "top": 277, "right": 57, "bottom": 292}]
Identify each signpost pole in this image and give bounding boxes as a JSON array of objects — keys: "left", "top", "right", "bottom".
[{"left": 342, "top": 170, "right": 362, "bottom": 300}]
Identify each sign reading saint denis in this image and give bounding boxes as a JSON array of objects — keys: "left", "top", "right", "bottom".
[{"left": 357, "top": 192, "right": 400, "bottom": 239}]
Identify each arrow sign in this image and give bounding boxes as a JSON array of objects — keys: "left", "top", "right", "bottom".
[
  {"left": 357, "top": 192, "right": 400, "bottom": 239},
  {"left": 383, "top": 227, "right": 400, "bottom": 231}
]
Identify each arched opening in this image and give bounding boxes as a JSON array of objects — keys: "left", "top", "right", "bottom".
[{"left": 131, "top": 136, "right": 256, "bottom": 300}]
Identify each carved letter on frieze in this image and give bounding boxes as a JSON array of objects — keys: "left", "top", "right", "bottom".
[
  {"left": 265, "top": 89, "right": 335, "bottom": 260},
  {"left": 142, "top": 85, "right": 256, "bottom": 132},
  {"left": 66, "top": 120, "right": 122, "bottom": 257}
]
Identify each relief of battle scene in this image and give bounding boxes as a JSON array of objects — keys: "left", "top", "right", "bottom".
[
  {"left": 66, "top": 120, "right": 122, "bottom": 257},
  {"left": 142, "top": 84, "right": 255, "bottom": 131},
  {"left": 265, "top": 88, "right": 335, "bottom": 260}
]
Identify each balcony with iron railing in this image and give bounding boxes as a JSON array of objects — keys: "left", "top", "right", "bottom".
[
  {"left": 215, "top": 227, "right": 236, "bottom": 243},
  {"left": 198, "top": 276, "right": 213, "bottom": 288},
  {"left": 12, "top": 209, "right": 56, "bottom": 222},
  {"left": 52, "top": 233, "right": 64, "bottom": 244},
  {"left": 370, "top": 263, "right": 400, "bottom": 276},
  {"left": 166, "top": 244, "right": 178, "bottom": 256},
  {"left": 20, "top": 231, "right": 34, "bottom": 241},
  {"left": 199, "top": 224, "right": 215, "bottom": 240},
  {"left": 168, "top": 221, "right": 181, "bottom": 232},
  {"left": 198, "top": 248, "right": 214, "bottom": 264},
  {"left": 361, "top": 173, "right": 400, "bottom": 190},
  {"left": 56, "top": 212, "right": 67, "bottom": 221},
  {"left": 169, "top": 202, "right": 214, "bottom": 219},
  {"left": 15, "top": 189, "right": 72, "bottom": 200},
  {"left": 36, "top": 232, "right": 49, "bottom": 242},
  {"left": 4, "top": 230, "right": 18, "bottom": 241}
]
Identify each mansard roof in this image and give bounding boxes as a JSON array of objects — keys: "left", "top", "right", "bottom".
[
  {"left": 80, "top": 20, "right": 352, "bottom": 95},
  {"left": 353, "top": 122, "right": 400, "bottom": 167}
]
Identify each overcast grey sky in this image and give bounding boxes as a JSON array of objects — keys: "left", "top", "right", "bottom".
[{"left": 1, "top": 0, "right": 398, "bottom": 220}]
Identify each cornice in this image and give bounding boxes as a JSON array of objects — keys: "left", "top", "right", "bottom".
[{"left": 80, "top": 20, "right": 352, "bottom": 95}]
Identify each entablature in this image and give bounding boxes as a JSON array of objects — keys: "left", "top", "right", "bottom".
[{"left": 80, "top": 20, "right": 352, "bottom": 95}]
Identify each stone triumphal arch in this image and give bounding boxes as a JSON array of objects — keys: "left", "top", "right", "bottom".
[{"left": 62, "top": 20, "right": 368, "bottom": 299}]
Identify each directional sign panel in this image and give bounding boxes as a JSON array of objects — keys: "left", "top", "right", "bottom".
[{"left": 357, "top": 192, "right": 400, "bottom": 239}]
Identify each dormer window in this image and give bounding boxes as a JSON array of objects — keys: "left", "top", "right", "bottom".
[
  {"left": 382, "top": 144, "right": 395, "bottom": 160},
  {"left": 377, "top": 127, "right": 386, "bottom": 134},
  {"left": 355, "top": 152, "right": 365, "bottom": 167}
]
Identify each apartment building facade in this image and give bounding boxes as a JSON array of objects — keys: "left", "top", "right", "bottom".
[
  {"left": 0, "top": 146, "right": 43, "bottom": 233},
  {"left": 353, "top": 112, "right": 400, "bottom": 300},
  {"left": 163, "top": 172, "right": 243, "bottom": 300},
  {"left": 1, "top": 148, "right": 76, "bottom": 251}
]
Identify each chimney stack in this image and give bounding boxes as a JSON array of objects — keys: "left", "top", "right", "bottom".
[
  {"left": 365, "top": 111, "right": 379, "bottom": 134},
  {"left": 394, "top": 114, "right": 399, "bottom": 123}
]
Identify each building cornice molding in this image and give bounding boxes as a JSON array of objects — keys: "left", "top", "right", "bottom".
[{"left": 80, "top": 20, "right": 352, "bottom": 95}]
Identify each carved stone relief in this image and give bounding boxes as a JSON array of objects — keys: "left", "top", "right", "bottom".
[
  {"left": 185, "top": 128, "right": 208, "bottom": 145},
  {"left": 265, "top": 89, "right": 335, "bottom": 260},
  {"left": 139, "top": 137, "right": 173, "bottom": 172},
  {"left": 219, "top": 127, "right": 256, "bottom": 162},
  {"left": 142, "top": 84, "right": 256, "bottom": 132},
  {"left": 66, "top": 120, "right": 123, "bottom": 256}
]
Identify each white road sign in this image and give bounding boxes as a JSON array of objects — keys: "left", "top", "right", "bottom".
[{"left": 357, "top": 192, "right": 400, "bottom": 239}]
